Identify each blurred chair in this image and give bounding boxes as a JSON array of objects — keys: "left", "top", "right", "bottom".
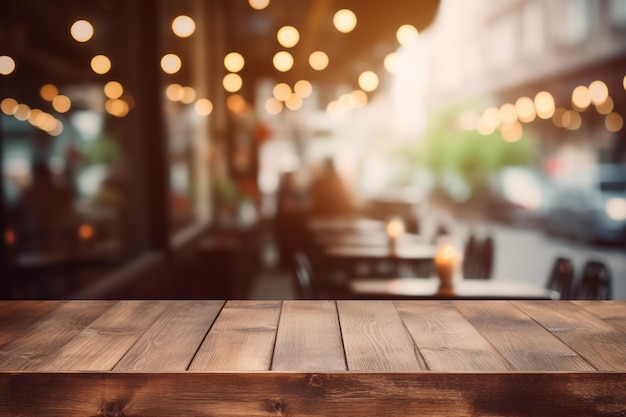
[
  {"left": 546, "top": 257, "right": 575, "bottom": 300},
  {"left": 292, "top": 252, "right": 316, "bottom": 299},
  {"left": 576, "top": 260, "right": 612, "bottom": 300},
  {"left": 462, "top": 233, "right": 494, "bottom": 280}
]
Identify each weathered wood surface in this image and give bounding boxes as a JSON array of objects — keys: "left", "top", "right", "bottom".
[{"left": 0, "top": 300, "right": 625, "bottom": 416}]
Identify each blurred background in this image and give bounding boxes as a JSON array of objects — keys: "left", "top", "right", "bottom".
[{"left": 1, "top": 0, "right": 625, "bottom": 300}]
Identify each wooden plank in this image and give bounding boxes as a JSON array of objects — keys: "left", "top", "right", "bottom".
[
  {"left": 337, "top": 300, "right": 426, "bottom": 371},
  {"left": 0, "top": 301, "right": 62, "bottom": 348},
  {"left": 455, "top": 301, "right": 595, "bottom": 371},
  {"left": 35, "top": 301, "right": 166, "bottom": 371},
  {"left": 189, "top": 300, "right": 281, "bottom": 371},
  {"left": 272, "top": 300, "right": 346, "bottom": 371},
  {"left": 573, "top": 300, "right": 626, "bottom": 333},
  {"left": 514, "top": 301, "right": 626, "bottom": 371},
  {"left": 114, "top": 301, "right": 224, "bottom": 371},
  {"left": 394, "top": 300, "right": 511, "bottom": 371},
  {"left": 0, "top": 301, "right": 115, "bottom": 371},
  {"left": 2, "top": 372, "right": 625, "bottom": 417}
]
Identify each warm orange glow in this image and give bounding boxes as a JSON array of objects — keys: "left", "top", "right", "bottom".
[
  {"left": 194, "top": 98, "right": 213, "bottom": 116},
  {"left": 277, "top": 26, "right": 299, "bottom": 48},
  {"left": 104, "top": 81, "right": 123, "bottom": 99},
  {"left": 333, "top": 9, "right": 357, "bottom": 33},
  {"left": 248, "top": 0, "right": 270, "bottom": 10},
  {"left": 552, "top": 108, "right": 567, "bottom": 128},
  {"left": 265, "top": 98, "right": 283, "bottom": 115},
  {"left": 499, "top": 103, "right": 517, "bottom": 124},
  {"left": 172, "top": 15, "right": 196, "bottom": 38},
  {"left": 223, "top": 73, "right": 243, "bottom": 92},
  {"left": 273, "top": 51, "right": 294, "bottom": 72},
  {"left": 326, "top": 101, "right": 343, "bottom": 119},
  {"left": 40, "top": 84, "right": 59, "bottom": 101},
  {"left": 384, "top": 52, "right": 398, "bottom": 74},
  {"left": 180, "top": 87, "right": 197, "bottom": 104},
  {"left": 500, "top": 121, "right": 523, "bottom": 142},
  {"left": 226, "top": 94, "right": 248, "bottom": 114},
  {"left": 571, "top": 85, "right": 591, "bottom": 110},
  {"left": 589, "top": 80, "right": 609, "bottom": 105},
  {"left": 482, "top": 107, "right": 501, "bottom": 129},
  {"left": 5, "top": 229, "right": 16, "bottom": 246},
  {"left": 595, "top": 96, "right": 614, "bottom": 115},
  {"left": 309, "top": 51, "right": 328, "bottom": 71},
  {"left": 475, "top": 118, "right": 495, "bottom": 135},
  {"left": 48, "top": 120, "right": 64, "bottom": 136},
  {"left": 285, "top": 93, "right": 303, "bottom": 111},
  {"left": 534, "top": 91, "right": 555, "bottom": 119},
  {"left": 396, "top": 24, "right": 419, "bottom": 46},
  {"left": 385, "top": 218, "right": 405, "bottom": 238},
  {"left": 105, "top": 99, "right": 129, "bottom": 117},
  {"left": 91, "top": 55, "right": 111, "bottom": 75},
  {"left": 224, "top": 52, "right": 245, "bottom": 72},
  {"left": 459, "top": 111, "right": 479, "bottom": 131},
  {"left": 1, "top": 98, "right": 18, "bottom": 115},
  {"left": 564, "top": 110, "right": 582, "bottom": 131},
  {"left": 0, "top": 55, "right": 16, "bottom": 75},
  {"left": 52, "top": 95, "right": 71, "bottom": 113},
  {"left": 294, "top": 80, "right": 312, "bottom": 98},
  {"left": 351, "top": 90, "right": 368, "bottom": 108},
  {"left": 515, "top": 96, "right": 536, "bottom": 123},
  {"left": 160, "top": 54, "right": 182, "bottom": 74},
  {"left": 78, "top": 224, "right": 95, "bottom": 240},
  {"left": 435, "top": 244, "right": 459, "bottom": 267},
  {"left": 358, "top": 71, "right": 379, "bottom": 92},
  {"left": 70, "top": 20, "right": 93, "bottom": 42},
  {"left": 606, "top": 112, "right": 624, "bottom": 132},
  {"left": 14, "top": 104, "right": 31, "bottom": 121},
  {"left": 166, "top": 84, "right": 184, "bottom": 101},
  {"left": 273, "top": 83, "right": 291, "bottom": 101}
]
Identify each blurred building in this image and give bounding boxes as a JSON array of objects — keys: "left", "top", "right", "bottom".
[{"left": 423, "top": 0, "right": 626, "bottom": 170}]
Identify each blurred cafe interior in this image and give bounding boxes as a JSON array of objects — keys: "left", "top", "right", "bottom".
[{"left": 1, "top": 0, "right": 626, "bottom": 301}]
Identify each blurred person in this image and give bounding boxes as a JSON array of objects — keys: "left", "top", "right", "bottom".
[
  {"left": 12, "top": 160, "right": 76, "bottom": 249},
  {"left": 308, "top": 157, "right": 356, "bottom": 217},
  {"left": 275, "top": 170, "right": 310, "bottom": 268}
]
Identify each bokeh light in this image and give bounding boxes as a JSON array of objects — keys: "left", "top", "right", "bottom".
[
  {"left": 273, "top": 51, "right": 294, "bottom": 72},
  {"left": 596, "top": 96, "right": 614, "bottom": 115},
  {"left": 294, "top": 80, "right": 312, "bottom": 98},
  {"left": 40, "top": 84, "right": 59, "bottom": 101},
  {"left": 52, "top": 95, "right": 71, "bottom": 113},
  {"left": 223, "top": 73, "right": 243, "bottom": 92},
  {"left": 534, "top": 91, "right": 555, "bottom": 119},
  {"left": 70, "top": 20, "right": 94, "bottom": 42},
  {"left": 273, "top": 83, "right": 291, "bottom": 101},
  {"left": 104, "top": 81, "right": 123, "bottom": 99},
  {"left": 333, "top": 9, "right": 357, "bottom": 33},
  {"left": 172, "top": 15, "right": 196, "bottom": 38},
  {"left": 277, "top": 26, "right": 299, "bottom": 48},
  {"left": 384, "top": 52, "right": 398, "bottom": 74},
  {"left": 499, "top": 103, "right": 517, "bottom": 124},
  {"left": 194, "top": 98, "right": 213, "bottom": 116},
  {"left": 180, "top": 86, "right": 197, "bottom": 104},
  {"left": 249, "top": 0, "right": 270, "bottom": 10},
  {"left": 589, "top": 80, "right": 609, "bottom": 105},
  {"left": 0, "top": 55, "right": 16, "bottom": 75},
  {"left": 265, "top": 97, "right": 283, "bottom": 115},
  {"left": 396, "top": 24, "right": 419, "bottom": 46},
  {"left": 606, "top": 112, "right": 624, "bottom": 132},
  {"left": 309, "top": 51, "right": 329, "bottom": 71},
  {"left": 1, "top": 98, "right": 18, "bottom": 115},
  {"left": 571, "top": 85, "right": 591, "bottom": 110},
  {"left": 285, "top": 93, "right": 303, "bottom": 111},
  {"left": 224, "top": 52, "right": 245, "bottom": 72},
  {"left": 358, "top": 71, "right": 379, "bottom": 92},
  {"left": 161, "top": 54, "right": 182, "bottom": 74},
  {"left": 500, "top": 121, "right": 523, "bottom": 142},
  {"left": 91, "top": 55, "right": 111, "bottom": 74},
  {"left": 166, "top": 83, "right": 184, "bottom": 101}
]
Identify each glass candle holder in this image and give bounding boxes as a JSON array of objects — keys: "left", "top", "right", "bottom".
[{"left": 434, "top": 237, "right": 463, "bottom": 294}]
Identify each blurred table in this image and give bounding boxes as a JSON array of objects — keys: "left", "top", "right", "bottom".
[
  {"left": 349, "top": 277, "right": 560, "bottom": 300},
  {"left": 314, "top": 231, "right": 427, "bottom": 247},
  {"left": 1, "top": 300, "right": 624, "bottom": 416},
  {"left": 307, "top": 216, "right": 386, "bottom": 233}
]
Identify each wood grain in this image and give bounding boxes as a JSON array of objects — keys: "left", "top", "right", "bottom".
[
  {"left": 114, "top": 301, "right": 224, "bottom": 371},
  {"left": 514, "top": 300, "right": 626, "bottom": 371},
  {"left": 455, "top": 301, "right": 595, "bottom": 371},
  {"left": 573, "top": 300, "right": 626, "bottom": 333},
  {"left": 0, "top": 301, "right": 62, "bottom": 348},
  {"left": 0, "top": 301, "right": 115, "bottom": 371},
  {"left": 394, "top": 300, "right": 511, "bottom": 371},
  {"left": 189, "top": 300, "right": 281, "bottom": 371},
  {"left": 337, "top": 300, "right": 426, "bottom": 371},
  {"left": 272, "top": 300, "right": 346, "bottom": 371},
  {"left": 2, "top": 372, "right": 625, "bottom": 417},
  {"left": 36, "top": 301, "right": 166, "bottom": 371}
]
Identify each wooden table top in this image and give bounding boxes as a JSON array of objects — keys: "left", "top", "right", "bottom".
[
  {"left": 349, "top": 277, "right": 560, "bottom": 300},
  {"left": 2, "top": 300, "right": 625, "bottom": 416}
]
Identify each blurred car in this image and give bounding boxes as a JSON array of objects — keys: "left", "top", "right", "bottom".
[
  {"left": 485, "top": 167, "right": 552, "bottom": 226},
  {"left": 544, "top": 163, "right": 626, "bottom": 245}
]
